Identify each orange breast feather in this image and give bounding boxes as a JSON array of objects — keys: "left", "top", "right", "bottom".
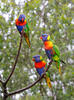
[{"left": 44, "top": 41, "right": 53, "bottom": 50}]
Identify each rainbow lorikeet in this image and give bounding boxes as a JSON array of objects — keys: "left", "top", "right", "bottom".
[
  {"left": 32, "top": 55, "right": 52, "bottom": 88},
  {"left": 15, "top": 14, "right": 30, "bottom": 47},
  {"left": 40, "top": 34, "right": 64, "bottom": 76}
]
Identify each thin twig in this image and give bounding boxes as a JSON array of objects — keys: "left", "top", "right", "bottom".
[
  {"left": 5, "top": 34, "right": 23, "bottom": 85},
  {"left": 7, "top": 60, "right": 53, "bottom": 97}
]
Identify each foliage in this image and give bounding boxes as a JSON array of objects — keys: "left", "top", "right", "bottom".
[{"left": 0, "top": 0, "right": 74, "bottom": 100}]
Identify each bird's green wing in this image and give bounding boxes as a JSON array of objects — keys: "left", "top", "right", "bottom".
[
  {"left": 24, "top": 22, "right": 29, "bottom": 37},
  {"left": 53, "top": 45, "right": 60, "bottom": 57}
]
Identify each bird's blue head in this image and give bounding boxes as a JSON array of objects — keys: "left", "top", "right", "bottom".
[
  {"left": 18, "top": 14, "right": 25, "bottom": 22},
  {"left": 40, "top": 34, "right": 50, "bottom": 42},
  {"left": 32, "top": 55, "right": 43, "bottom": 63}
]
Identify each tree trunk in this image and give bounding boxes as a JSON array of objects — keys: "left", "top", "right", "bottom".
[{"left": 3, "top": 84, "right": 7, "bottom": 100}]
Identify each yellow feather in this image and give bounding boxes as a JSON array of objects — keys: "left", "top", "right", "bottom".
[
  {"left": 24, "top": 34, "right": 30, "bottom": 48},
  {"left": 45, "top": 77, "right": 52, "bottom": 88},
  {"left": 47, "top": 35, "right": 50, "bottom": 40},
  {"left": 48, "top": 41, "right": 53, "bottom": 48},
  {"left": 25, "top": 20, "right": 27, "bottom": 23},
  {"left": 53, "top": 56, "right": 59, "bottom": 61},
  {"left": 59, "top": 65, "right": 62, "bottom": 76},
  {"left": 40, "top": 56, "right": 42, "bottom": 60},
  {"left": 25, "top": 37, "right": 30, "bottom": 47}
]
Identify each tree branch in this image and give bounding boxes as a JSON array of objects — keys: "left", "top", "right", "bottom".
[
  {"left": 4, "top": 34, "right": 23, "bottom": 85},
  {"left": 7, "top": 60, "right": 53, "bottom": 97}
]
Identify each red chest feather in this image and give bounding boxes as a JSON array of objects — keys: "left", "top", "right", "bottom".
[
  {"left": 15, "top": 19, "right": 26, "bottom": 26},
  {"left": 35, "top": 61, "right": 46, "bottom": 68}
]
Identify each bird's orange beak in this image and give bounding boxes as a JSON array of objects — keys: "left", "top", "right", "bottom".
[
  {"left": 22, "top": 18, "right": 24, "bottom": 22},
  {"left": 40, "top": 36, "right": 42, "bottom": 39},
  {"left": 32, "top": 58, "right": 35, "bottom": 61}
]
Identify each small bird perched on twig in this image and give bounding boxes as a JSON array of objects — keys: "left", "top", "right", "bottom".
[
  {"left": 15, "top": 14, "right": 30, "bottom": 47},
  {"left": 40, "top": 34, "right": 66, "bottom": 76},
  {"left": 32, "top": 55, "right": 52, "bottom": 88}
]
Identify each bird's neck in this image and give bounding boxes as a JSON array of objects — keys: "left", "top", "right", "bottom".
[{"left": 44, "top": 41, "right": 53, "bottom": 50}]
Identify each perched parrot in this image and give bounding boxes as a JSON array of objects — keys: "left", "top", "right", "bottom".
[
  {"left": 15, "top": 14, "right": 30, "bottom": 47},
  {"left": 32, "top": 55, "right": 52, "bottom": 88},
  {"left": 40, "top": 34, "right": 65, "bottom": 76}
]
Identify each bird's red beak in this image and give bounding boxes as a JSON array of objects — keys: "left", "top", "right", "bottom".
[
  {"left": 40, "top": 36, "right": 42, "bottom": 39},
  {"left": 22, "top": 18, "right": 24, "bottom": 22},
  {"left": 32, "top": 58, "right": 35, "bottom": 61}
]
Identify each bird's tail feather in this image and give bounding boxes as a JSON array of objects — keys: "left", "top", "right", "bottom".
[
  {"left": 59, "top": 65, "right": 62, "bottom": 76},
  {"left": 45, "top": 76, "right": 52, "bottom": 88},
  {"left": 24, "top": 34, "right": 30, "bottom": 48}
]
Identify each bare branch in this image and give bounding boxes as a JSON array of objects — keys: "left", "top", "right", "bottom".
[
  {"left": 7, "top": 60, "right": 53, "bottom": 97},
  {"left": 5, "top": 34, "right": 23, "bottom": 85}
]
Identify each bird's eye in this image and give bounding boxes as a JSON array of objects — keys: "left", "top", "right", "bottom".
[{"left": 43, "top": 35, "right": 46, "bottom": 37}]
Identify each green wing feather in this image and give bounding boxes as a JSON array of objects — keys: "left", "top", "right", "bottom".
[
  {"left": 53, "top": 45, "right": 60, "bottom": 57},
  {"left": 24, "top": 23, "right": 29, "bottom": 37},
  {"left": 23, "top": 22, "right": 30, "bottom": 47},
  {"left": 53, "top": 45, "right": 62, "bottom": 76}
]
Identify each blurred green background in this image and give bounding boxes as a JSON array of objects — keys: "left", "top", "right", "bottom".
[{"left": 0, "top": 0, "right": 74, "bottom": 100}]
